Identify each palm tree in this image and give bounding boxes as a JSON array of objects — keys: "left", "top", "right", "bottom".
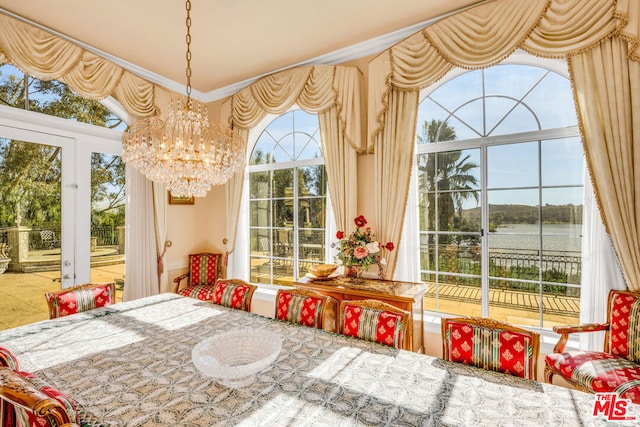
[{"left": 417, "top": 119, "right": 479, "bottom": 235}]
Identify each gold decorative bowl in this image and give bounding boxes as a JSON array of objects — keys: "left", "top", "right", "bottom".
[{"left": 308, "top": 263, "right": 338, "bottom": 278}]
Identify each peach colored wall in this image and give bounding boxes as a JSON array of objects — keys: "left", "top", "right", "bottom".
[{"left": 165, "top": 184, "right": 227, "bottom": 287}]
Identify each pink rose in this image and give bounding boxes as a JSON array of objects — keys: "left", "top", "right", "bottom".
[
  {"left": 336, "top": 230, "right": 344, "bottom": 239},
  {"left": 354, "top": 215, "right": 367, "bottom": 228},
  {"left": 354, "top": 246, "right": 368, "bottom": 259}
]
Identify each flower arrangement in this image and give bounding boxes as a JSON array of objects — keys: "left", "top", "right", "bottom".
[{"left": 331, "top": 215, "right": 394, "bottom": 278}]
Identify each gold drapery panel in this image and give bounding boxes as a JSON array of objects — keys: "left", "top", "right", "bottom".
[
  {"left": 368, "top": 0, "right": 640, "bottom": 283},
  {"left": 221, "top": 65, "right": 364, "bottom": 264},
  {"left": 570, "top": 37, "right": 640, "bottom": 291},
  {"left": 0, "top": 13, "right": 156, "bottom": 118}
]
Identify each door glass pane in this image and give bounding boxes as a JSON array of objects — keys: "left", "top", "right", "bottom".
[
  {"left": 89, "top": 153, "right": 125, "bottom": 288},
  {"left": 0, "top": 138, "right": 63, "bottom": 328}
]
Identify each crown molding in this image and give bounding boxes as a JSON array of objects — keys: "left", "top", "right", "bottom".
[{"left": 1, "top": 1, "right": 488, "bottom": 103}]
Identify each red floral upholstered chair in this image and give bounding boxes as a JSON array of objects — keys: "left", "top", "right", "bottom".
[
  {"left": 0, "top": 367, "right": 79, "bottom": 427},
  {"left": 339, "top": 299, "right": 409, "bottom": 349},
  {"left": 545, "top": 289, "right": 640, "bottom": 403},
  {"left": 212, "top": 279, "right": 257, "bottom": 312},
  {"left": 172, "top": 252, "right": 222, "bottom": 301},
  {"left": 45, "top": 282, "right": 116, "bottom": 319},
  {"left": 0, "top": 346, "right": 19, "bottom": 370},
  {"left": 442, "top": 317, "right": 540, "bottom": 380},
  {"left": 275, "top": 288, "right": 337, "bottom": 332}
]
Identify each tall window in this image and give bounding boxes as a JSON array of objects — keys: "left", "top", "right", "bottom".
[
  {"left": 415, "top": 58, "right": 583, "bottom": 329},
  {"left": 248, "top": 110, "right": 327, "bottom": 286}
]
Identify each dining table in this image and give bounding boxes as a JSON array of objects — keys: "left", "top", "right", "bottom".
[{"left": 0, "top": 292, "right": 637, "bottom": 426}]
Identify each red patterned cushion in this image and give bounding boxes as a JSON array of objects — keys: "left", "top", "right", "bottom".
[
  {"left": 545, "top": 351, "right": 640, "bottom": 403},
  {"left": 189, "top": 253, "right": 220, "bottom": 286},
  {"left": 276, "top": 292, "right": 324, "bottom": 328},
  {"left": 608, "top": 291, "right": 640, "bottom": 363},
  {"left": 443, "top": 320, "right": 536, "bottom": 379},
  {"left": 213, "top": 280, "right": 253, "bottom": 311},
  {"left": 341, "top": 304, "right": 404, "bottom": 348},
  {"left": 46, "top": 283, "right": 115, "bottom": 319},
  {"left": 10, "top": 370, "right": 79, "bottom": 426},
  {"left": 0, "top": 346, "right": 19, "bottom": 370},
  {"left": 178, "top": 284, "right": 215, "bottom": 302}
]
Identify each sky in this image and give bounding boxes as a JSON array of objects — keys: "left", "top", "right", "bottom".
[{"left": 415, "top": 63, "right": 583, "bottom": 207}]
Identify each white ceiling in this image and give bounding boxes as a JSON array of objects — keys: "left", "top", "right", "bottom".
[{"left": 0, "top": 0, "right": 485, "bottom": 101}]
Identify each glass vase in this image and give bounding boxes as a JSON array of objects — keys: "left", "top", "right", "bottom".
[{"left": 344, "top": 265, "right": 363, "bottom": 278}]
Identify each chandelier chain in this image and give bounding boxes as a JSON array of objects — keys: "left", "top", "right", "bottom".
[
  {"left": 121, "top": 0, "right": 245, "bottom": 197},
  {"left": 185, "top": 0, "right": 192, "bottom": 102}
]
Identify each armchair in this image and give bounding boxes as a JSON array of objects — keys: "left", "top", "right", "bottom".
[
  {"left": 545, "top": 289, "right": 640, "bottom": 403},
  {"left": 442, "top": 316, "right": 540, "bottom": 380},
  {"left": 172, "top": 252, "right": 222, "bottom": 301}
]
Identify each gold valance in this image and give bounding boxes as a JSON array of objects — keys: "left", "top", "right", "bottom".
[
  {"left": 367, "top": 0, "right": 635, "bottom": 149},
  {"left": 0, "top": 13, "right": 157, "bottom": 119},
  {"left": 223, "top": 65, "right": 365, "bottom": 153}
]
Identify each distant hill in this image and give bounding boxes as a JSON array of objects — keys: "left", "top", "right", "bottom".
[{"left": 461, "top": 204, "right": 583, "bottom": 226}]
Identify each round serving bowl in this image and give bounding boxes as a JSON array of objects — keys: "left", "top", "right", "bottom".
[
  {"left": 192, "top": 328, "right": 282, "bottom": 388},
  {"left": 308, "top": 263, "right": 338, "bottom": 278}
]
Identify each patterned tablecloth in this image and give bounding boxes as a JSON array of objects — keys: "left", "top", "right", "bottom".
[{"left": 0, "top": 293, "right": 637, "bottom": 426}]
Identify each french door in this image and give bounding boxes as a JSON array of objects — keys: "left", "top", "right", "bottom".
[{"left": 0, "top": 105, "right": 123, "bottom": 288}]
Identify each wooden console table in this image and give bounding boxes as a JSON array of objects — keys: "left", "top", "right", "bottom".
[{"left": 294, "top": 276, "right": 427, "bottom": 353}]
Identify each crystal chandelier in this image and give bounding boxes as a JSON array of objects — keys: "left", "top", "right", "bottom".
[{"left": 121, "top": 0, "right": 244, "bottom": 197}]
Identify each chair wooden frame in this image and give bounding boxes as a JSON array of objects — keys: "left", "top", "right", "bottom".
[
  {"left": 44, "top": 282, "right": 116, "bottom": 319},
  {"left": 213, "top": 279, "right": 257, "bottom": 312},
  {"left": 339, "top": 299, "right": 410, "bottom": 349},
  {"left": 442, "top": 316, "right": 540, "bottom": 380},
  {"left": 0, "top": 367, "right": 76, "bottom": 427},
  {"left": 172, "top": 252, "right": 222, "bottom": 294},
  {"left": 544, "top": 289, "right": 640, "bottom": 391},
  {"left": 275, "top": 288, "right": 337, "bottom": 331}
]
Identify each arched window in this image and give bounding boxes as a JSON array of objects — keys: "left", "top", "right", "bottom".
[
  {"left": 247, "top": 109, "right": 328, "bottom": 286},
  {"left": 414, "top": 55, "right": 583, "bottom": 329}
]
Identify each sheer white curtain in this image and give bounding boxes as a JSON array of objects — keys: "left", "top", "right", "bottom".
[
  {"left": 228, "top": 173, "right": 250, "bottom": 280},
  {"left": 152, "top": 182, "right": 168, "bottom": 292},
  {"left": 579, "top": 169, "right": 626, "bottom": 350},
  {"left": 123, "top": 166, "right": 160, "bottom": 300},
  {"left": 394, "top": 162, "right": 420, "bottom": 283}
]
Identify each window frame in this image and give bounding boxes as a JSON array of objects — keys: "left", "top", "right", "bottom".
[{"left": 413, "top": 52, "right": 584, "bottom": 334}]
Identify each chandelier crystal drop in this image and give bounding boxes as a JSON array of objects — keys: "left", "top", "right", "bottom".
[{"left": 121, "top": 0, "right": 244, "bottom": 198}]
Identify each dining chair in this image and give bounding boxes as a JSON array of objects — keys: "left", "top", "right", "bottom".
[
  {"left": 544, "top": 289, "right": 640, "bottom": 403},
  {"left": 339, "top": 299, "right": 410, "bottom": 348},
  {"left": 211, "top": 279, "right": 257, "bottom": 312},
  {"left": 275, "top": 288, "right": 337, "bottom": 332},
  {"left": 441, "top": 316, "right": 540, "bottom": 380},
  {"left": 44, "top": 282, "right": 116, "bottom": 319},
  {"left": 172, "top": 252, "right": 222, "bottom": 301},
  {"left": 0, "top": 367, "right": 78, "bottom": 427},
  {"left": 0, "top": 346, "right": 19, "bottom": 370}
]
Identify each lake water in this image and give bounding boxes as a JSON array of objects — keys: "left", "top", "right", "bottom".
[{"left": 489, "top": 223, "right": 582, "bottom": 253}]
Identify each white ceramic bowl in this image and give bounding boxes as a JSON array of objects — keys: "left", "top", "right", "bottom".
[{"left": 192, "top": 328, "right": 282, "bottom": 388}]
